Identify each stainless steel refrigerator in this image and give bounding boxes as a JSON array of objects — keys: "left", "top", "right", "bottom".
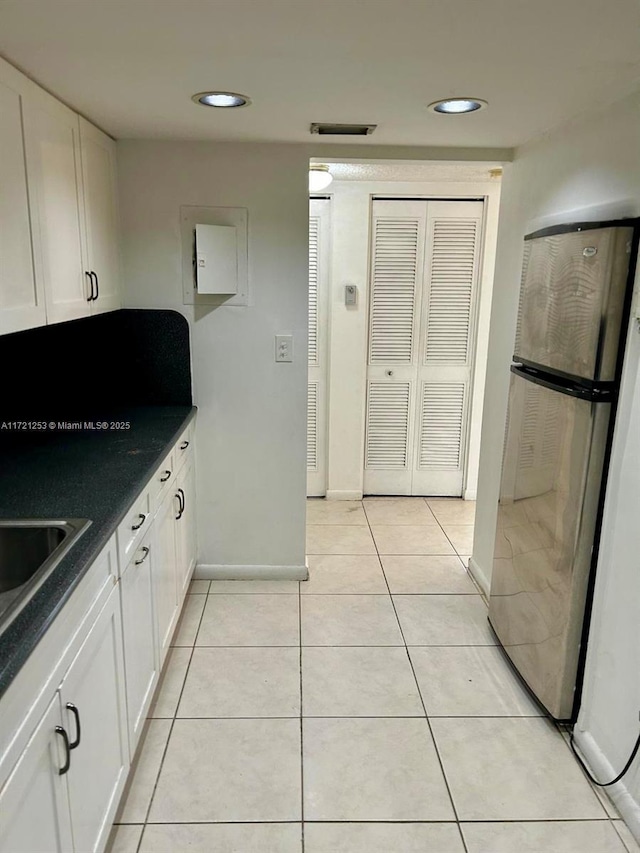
[{"left": 488, "top": 219, "right": 639, "bottom": 721}]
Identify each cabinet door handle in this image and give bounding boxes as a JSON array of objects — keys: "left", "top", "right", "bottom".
[
  {"left": 180, "top": 440, "right": 190, "bottom": 450},
  {"left": 85, "top": 271, "right": 94, "bottom": 301},
  {"left": 160, "top": 470, "right": 172, "bottom": 482},
  {"left": 135, "top": 546, "right": 150, "bottom": 565},
  {"left": 55, "top": 726, "right": 71, "bottom": 775},
  {"left": 131, "top": 513, "right": 147, "bottom": 531},
  {"left": 92, "top": 271, "right": 99, "bottom": 301},
  {"left": 175, "top": 489, "right": 185, "bottom": 520},
  {"left": 66, "top": 703, "right": 81, "bottom": 750}
]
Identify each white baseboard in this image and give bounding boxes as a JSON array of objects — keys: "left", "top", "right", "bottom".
[
  {"left": 573, "top": 729, "right": 640, "bottom": 842},
  {"left": 325, "top": 490, "right": 363, "bottom": 501},
  {"left": 468, "top": 555, "right": 490, "bottom": 597},
  {"left": 463, "top": 488, "right": 477, "bottom": 501},
  {"left": 195, "top": 563, "right": 309, "bottom": 581}
]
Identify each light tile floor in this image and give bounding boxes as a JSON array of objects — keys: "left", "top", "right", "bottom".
[{"left": 108, "top": 498, "right": 638, "bottom": 853}]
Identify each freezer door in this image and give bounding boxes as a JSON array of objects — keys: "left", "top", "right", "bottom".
[
  {"left": 515, "top": 226, "right": 634, "bottom": 383},
  {"left": 488, "top": 371, "right": 610, "bottom": 719}
]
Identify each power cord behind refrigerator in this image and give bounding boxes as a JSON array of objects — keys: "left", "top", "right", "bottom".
[{"left": 570, "top": 727, "right": 640, "bottom": 787}]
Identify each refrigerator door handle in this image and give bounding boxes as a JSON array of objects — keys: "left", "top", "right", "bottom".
[{"left": 510, "top": 364, "right": 616, "bottom": 403}]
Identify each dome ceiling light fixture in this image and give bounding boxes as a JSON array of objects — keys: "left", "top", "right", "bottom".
[
  {"left": 309, "top": 164, "right": 333, "bottom": 192},
  {"left": 192, "top": 91, "right": 251, "bottom": 108},
  {"left": 428, "top": 98, "right": 488, "bottom": 115}
]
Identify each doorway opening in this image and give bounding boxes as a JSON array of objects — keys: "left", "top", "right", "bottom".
[{"left": 306, "top": 160, "right": 503, "bottom": 501}]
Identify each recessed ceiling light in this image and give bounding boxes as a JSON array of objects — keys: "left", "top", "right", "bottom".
[
  {"left": 428, "top": 98, "right": 487, "bottom": 115},
  {"left": 309, "top": 165, "right": 333, "bottom": 192},
  {"left": 192, "top": 91, "right": 251, "bottom": 108}
]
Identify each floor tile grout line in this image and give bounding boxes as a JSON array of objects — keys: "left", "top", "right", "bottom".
[
  {"left": 121, "top": 816, "right": 618, "bottom": 826},
  {"left": 362, "top": 501, "right": 469, "bottom": 853},
  {"left": 175, "top": 643, "right": 500, "bottom": 649},
  {"left": 145, "top": 714, "right": 549, "bottom": 720},
  {"left": 138, "top": 590, "right": 209, "bottom": 841}
]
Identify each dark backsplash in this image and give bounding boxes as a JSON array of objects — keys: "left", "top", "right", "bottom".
[{"left": 0, "top": 309, "right": 192, "bottom": 419}]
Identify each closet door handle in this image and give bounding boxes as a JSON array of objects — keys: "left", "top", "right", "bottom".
[
  {"left": 93, "top": 272, "right": 100, "bottom": 301},
  {"left": 66, "top": 703, "right": 81, "bottom": 750},
  {"left": 55, "top": 726, "right": 71, "bottom": 775},
  {"left": 85, "top": 271, "right": 94, "bottom": 301},
  {"left": 131, "top": 513, "right": 146, "bottom": 531}
]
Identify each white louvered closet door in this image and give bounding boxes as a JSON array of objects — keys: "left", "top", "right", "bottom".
[
  {"left": 307, "top": 198, "right": 331, "bottom": 496},
  {"left": 364, "top": 199, "right": 483, "bottom": 496}
]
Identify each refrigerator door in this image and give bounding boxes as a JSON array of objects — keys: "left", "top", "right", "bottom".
[
  {"left": 515, "top": 226, "right": 634, "bottom": 383},
  {"left": 488, "top": 370, "right": 611, "bottom": 720}
]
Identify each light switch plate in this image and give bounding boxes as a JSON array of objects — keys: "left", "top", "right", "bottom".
[{"left": 275, "top": 334, "right": 293, "bottom": 362}]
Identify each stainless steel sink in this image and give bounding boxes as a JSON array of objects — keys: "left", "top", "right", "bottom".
[{"left": 0, "top": 519, "right": 91, "bottom": 632}]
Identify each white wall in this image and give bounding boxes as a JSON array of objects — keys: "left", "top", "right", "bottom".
[
  {"left": 472, "top": 91, "right": 640, "bottom": 833},
  {"left": 324, "top": 178, "right": 501, "bottom": 501},
  {"left": 117, "top": 141, "right": 310, "bottom": 576}
]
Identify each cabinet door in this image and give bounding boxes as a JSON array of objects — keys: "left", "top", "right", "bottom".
[
  {"left": 175, "top": 459, "right": 197, "bottom": 599},
  {"left": 153, "top": 490, "right": 180, "bottom": 666},
  {"left": 0, "top": 75, "right": 46, "bottom": 335},
  {"left": 23, "top": 94, "right": 90, "bottom": 324},
  {"left": 0, "top": 695, "right": 73, "bottom": 853},
  {"left": 79, "top": 118, "right": 120, "bottom": 315},
  {"left": 59, "top": 587, "right": 129, "bottom": 853},
  {"left": 120, "top": 535, "right": 159, "bottom": 754}
]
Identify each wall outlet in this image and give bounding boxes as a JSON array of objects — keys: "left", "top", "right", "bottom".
[{"left": 275, "top": 334, "right": 293, "bottom": 362}]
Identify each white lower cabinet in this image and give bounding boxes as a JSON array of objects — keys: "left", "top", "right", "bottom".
[
  {"left": 0, "top": 587, "right": 128, "bottom": 853},
  {"left": 59, "top": 588, "right": 129, "bottom": 853},
  {"left": 0, "top": 696, "right": 73, "bottom": 853},
  {"left": 153, "top": 490, "right": 180, "bottom": 666},
  {"left": 175, "top": 459, "right": 197, "bottom": 599},
  {"left": 0, "top": 423, "right": 196, "bottom": 853},
  {"left": 120, "top": 534, "right": 159, "bottom": 753}
]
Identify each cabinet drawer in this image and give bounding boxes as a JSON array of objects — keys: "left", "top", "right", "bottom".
[
  {"left": 174, "top": 422, "right": 193, "bottom": 472},
  {"left": 116, "top": 488, "right": 151, "bottom": 572},
  {"left": 149, "top": 448, "right": 175, "bottom": 514}
]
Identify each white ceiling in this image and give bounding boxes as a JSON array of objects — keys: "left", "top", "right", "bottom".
[{"left": 1, "top": 0, "right": 639, "bottom": 148}]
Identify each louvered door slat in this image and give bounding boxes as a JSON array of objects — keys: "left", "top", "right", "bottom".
[
  {"left": 308, "top": 198, "right": 329, "bottom": 495},
  {"left": 424, "top": 219, "right": 479, "bottom": 364},
  {"left": 369, "top": 218, "right": 420, "bottom": 364},
  {"left": 308, "top": 217, "right": 319, "bottom": 366},
  {"left": 365, "top": 382, "right": 411, "bottom": 468},
  {"left": 307, "top": 382, "right": 318, "bottom": 471},
  {"left": 419, "top": 383, "right": 466, "bottom": 468}
]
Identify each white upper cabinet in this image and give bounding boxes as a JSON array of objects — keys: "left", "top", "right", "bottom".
[
  {"left": 23, "top": 92, "right": 91, "bottom": 325},
  {"left": 0, "top": 66, "right": 47, "bottom": 335},
  {"left": 0, "top": 57, "right": 120, "bottom": 334},
  {"left": 79, "top": 118, "right": 121, "bottom": 314}
]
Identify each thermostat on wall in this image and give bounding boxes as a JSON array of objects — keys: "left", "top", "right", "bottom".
[{"left": 195, "top": 223, "right": 238, "bottom": 294}]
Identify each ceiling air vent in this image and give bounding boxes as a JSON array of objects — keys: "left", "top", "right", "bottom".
[{"left": 310, "top": 123, "right": 377, "bottom": 136}]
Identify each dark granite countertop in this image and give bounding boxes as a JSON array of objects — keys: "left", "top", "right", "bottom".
[{"left": 0, "top": 405, "right": 197, "bottom": 698}]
